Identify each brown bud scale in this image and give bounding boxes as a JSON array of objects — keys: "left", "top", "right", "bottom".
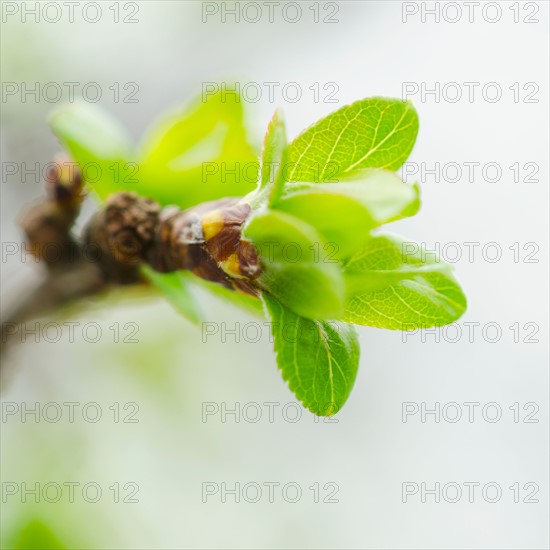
[{"left": 84, "top": 193, "right": 262, "bottom": 296}]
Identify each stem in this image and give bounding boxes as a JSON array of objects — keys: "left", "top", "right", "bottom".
[{"left": 1, "top": 161, "right": 262, "bottom": 357}]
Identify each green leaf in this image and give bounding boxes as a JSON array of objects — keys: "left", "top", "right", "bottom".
[
  {"left": 49, "top": 102, "right": 134, "bottom": 200},
  {"left": 9, "top": 519, "right": 67, "bottom": 549},
  {"left": 135, "top": 89, "right": 258, "bottom": 208},
  {"left": 275, "top": 169, "right": 420, "bottom": 259},
  {"left": 190, "top": 276, "right": 264, "bottom": 316},
  {"left": 263, "top": 292, "right": 360, "bottom": 416},
  {"left": 142, "top": 265, "right": 263, "bottom": 319},
  {"left": 244, "top": 210, "right": 345, "bottom": 320},
  {"left": 287, "top": 97, "right": 418, "bottom": 182},
  {"left": 342, "top": 234, "right": 467, "bottom": 329},
  {"left": 259, "top": 109, "right": 288, "bottom": 206},
  {"left": 141, "top": 266, "right": 202, "bottom": 325}
]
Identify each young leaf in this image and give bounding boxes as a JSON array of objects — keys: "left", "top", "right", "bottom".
[
  {"left": 6, "top": 518, "right": 68, "bottom": 550},
  {"left": 141, "top": 267, "right": 202, "bottom": 325},
  {"left": 144, "top": 266, "right": 263, "bottom": 320},
  {"left": 275, "top": 169, "right": 420, "bottom": 259},
  {"left": 244, "top": 210, "right": 345, "bottom": 320},
  {"left": 135, "top": 89, "right": 258, "bottom": 208},
  {"left": 287, "top": 97, "right": 418, "bottom": 182},
  {"left": 259, "top": 109, "right": 288, "bottom": 206},
  {"left": 263, "top": 292, "right": 360, "bottom": 416},
  {"left": 49, "top": 102, "right": 134, "bottom": 199},
  {"left": 189, "top": 276, "right": 264, "bottom": 317},
  {"left": 342, "top": 234, "right": 467, "bottom": 329}
]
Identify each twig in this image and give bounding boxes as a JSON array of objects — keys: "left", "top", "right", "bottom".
[{"left": 1, "top": 156, "right": 261, "bottom": 358}]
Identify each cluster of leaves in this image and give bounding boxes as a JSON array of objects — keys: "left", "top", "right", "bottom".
[{"left": 49, "top": 91, "right": 466, "bottom": 416}]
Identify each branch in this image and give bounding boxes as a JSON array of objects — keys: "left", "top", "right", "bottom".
[{"left": 1, "top": 157, "right": 262, "bottom": 357}]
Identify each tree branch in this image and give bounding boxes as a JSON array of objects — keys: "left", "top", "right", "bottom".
[{"left": 1, "top": 156, "right": 261, "bottom": 357}]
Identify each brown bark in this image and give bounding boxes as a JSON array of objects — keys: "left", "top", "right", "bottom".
[{"left": 1, "top": 159, "right": 261, "bottom": 355}]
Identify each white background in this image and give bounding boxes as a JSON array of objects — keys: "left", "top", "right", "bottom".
[{"left": 1, "top": 1, "right": 549, "bottom": 548}]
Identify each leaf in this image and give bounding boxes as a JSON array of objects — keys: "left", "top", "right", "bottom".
[
  {"left": 49, "top": 102, "right": 134, "bottom": 200},
  {"left": 263, "top": 292, "right": 360, "bottom": 416},
  {"left": 190, "top": 276, "right": 264, "bottom": 316},
  {"left": 142, "top": 265, "right": 263, "bottom": 319},
  {"left": 141, "top": 267, "right": 202, "bottom": 325},
  {"left": 135, "top": 89, "right": 258, "bottom": 208},
  {"left": 275, "top": 169, "right": 420, "bottom": 259},
  {"left": 259, "top": 109, "right": 288, "bottom": 206},
  {"left": 9, "top": 519, "right": 67, "bottom": 549},
  {"left": 287, "top": 97, "right": 418, "bottom": 182},
  {"left": 245, "top": 210, "right": 345, "bottom": 320},
  {"left": 342, "top": 234, "right": 467, "bottom": 329}
]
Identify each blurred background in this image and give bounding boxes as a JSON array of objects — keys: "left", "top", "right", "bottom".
[{"left": 1, "top": 1, "right": 548, "bottom": 548}]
